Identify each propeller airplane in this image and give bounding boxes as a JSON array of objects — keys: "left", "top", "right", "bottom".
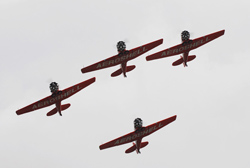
[
  {"left": 146, "top": 30, "right": 225, "bottom": 66},
  {"left": 99, "top": 115, "right": 176, "bottom": 154},
  {"left": 16, "top": 77, "right": 96, "bottom": 116},
  {"left": 81, "top": 39, "right": 163, "bottom": 77}
]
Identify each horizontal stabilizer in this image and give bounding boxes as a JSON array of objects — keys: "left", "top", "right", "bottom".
[
  {"left": 172, "top": 57, "right": 183, "bottom": 66},
  {"left": 61, "top": 103, "right": 71, "bottom": 111},
  {"left": 140, "top": 141, "right": 149, "bottom": 149},
  {"left": 125, "top": 143, "right": 136, "bottom": 154},
  {"left": 47, "top": 108, "right": 57, "bottom": 116},
  {"left": 126, "top": 65, "right": 136, "bottom": 72},
  {"left": 111, "top": 68, "right": 122, "bottom": 77},
  {"left": 111, "top": 65, "right": 136, "bottom": 77},
  {"left": 187, "top": 55, "right": 196, "bottom": 62},
  {"left": 125, "top": 141, "right": 148, "bottom": 154}
]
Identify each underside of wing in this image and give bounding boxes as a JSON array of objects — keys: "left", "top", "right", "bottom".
[
  {"left": 146, "top": 43, "right": 184, "bottom": 61},
  {"left": 81, "top": 55, "right": 120, "bottom": 73},
  {"left": 189, "top": 29, "right": 225, "bottom": 50},
  {"left": 45, "top": 77, "right": 96, "bottom": 103},
  {"left": 99, "top": 131, "right": 136, "bottom": 150},
  {"left": 60, "top": 77, "right": 96, "bottom": 99},
  {"left": 124, "top": 38, "right": 163, "bottom": 62},
  {"left": 142, "top": 115, "right": 177, "bottom": 137},
  {"left": 16, "top": 95, "right": 54, "bottom": 115}
]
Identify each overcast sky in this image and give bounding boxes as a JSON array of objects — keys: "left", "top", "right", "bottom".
[{"left": 0, "top": 0, "right": 249, "bottom": 167}]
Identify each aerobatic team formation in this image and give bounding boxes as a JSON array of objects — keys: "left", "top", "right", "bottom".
[{"left": 16, "top": 29, "right": 225, "bottom": 154}]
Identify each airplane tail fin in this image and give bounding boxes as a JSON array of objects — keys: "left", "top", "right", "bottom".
[
  {"left": 46, "top": 103, "right": 71, "bottom": 116},
  {"left": 172, "top": 56, "right": 184, "bottom": 66},
  {"left": 125, "top": 141, "right": 149, "bottom": 154},
  {"left": 111, "top": 65, "right": 136, "bottom": 77}
]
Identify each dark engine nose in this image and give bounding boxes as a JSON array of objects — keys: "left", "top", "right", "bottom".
[
  {"left": 181, "top": 30, "right": 190, "bottom": 41},
  {"left": 117, "top": 41, "right": 126, "bottom": 52},
  {"left": 49, "top": 82, "right": 59, "bottom": 93},
  {"left": 134, "top": 118, "right": 143, "bottom": 129}
]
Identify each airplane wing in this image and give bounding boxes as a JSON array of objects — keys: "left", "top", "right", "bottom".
[
  {"left": 99, "top": 115, "right": 176, "bottom": 150},
  {"left": 81, "top": 39, "right": 163, "bottom": 73},
  {"left": 58, "top": 77, "right": 96, "bottom": 100},
  {"left": 16, "top": 95, "right": 54, "bottom": 115},
  {"left": 142, "top": 115, "right": 177, "bottom": 137},
  {"left": 99, "top": 131, "right": 137, "bottom": 150},
  {"left": 146, "top": 30, "right": 225, "bottom": 61},
  {"left": 16, "top": 77, "right": 96, "bottom": 115}
]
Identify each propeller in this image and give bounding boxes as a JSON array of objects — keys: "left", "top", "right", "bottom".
[
  {"left": 134, "top": 118, "right": 143, "bottom": 129},
  {"left": 172, "top": 28, "right": 195, "bottom": 41},
  {"left": 113, "top": 38, "right": 129, "bottom": 50},
  {"left": 49, "top": 82, "right": 59, "bottom": 93},
  {"left": 116, "top": 41, "right": 126, "bottom": 52},
  {"left": 181, "top": 30, "right": 190, "bottom": 41}
]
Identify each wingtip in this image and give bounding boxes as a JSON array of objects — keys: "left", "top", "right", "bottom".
[
  {"left": 170, "top": 115, "right": 177, "bottom": 121},
  {"left": 155, "top": 38, "right": 163, "bottom": 45},
  {"left": 146, "top": 55, "right": 156, "bottom": 61},
  {"left": 99, "top": 145, "right": 104, "bottom": 150},
  {"left": 217, "top": 29, "right": 225, "bottom": 36},
  {"left": 160, "top": 38, "right": 164, "bottom": 44},
  {"left": 222, "top": 29, "right": 225, "bottom": 35},
  {"left": 16, "top": 109, "right": 24, "bottom": 115},
  {"left": 81, "top": 70, "right": 86, "bottom": 74},
  {"left": 88, "top": 77, "right": 96, "bottom": 83}
]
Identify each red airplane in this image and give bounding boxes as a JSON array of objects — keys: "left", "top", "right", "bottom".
[
  {"left": 16, "top": 77, "right": 96, "bottom": 116},
  {"left": 146, "top": 30, "right": 225, "bottom": 66},
  {"left": 81, "top": 39, "right": 163, "bottom": 77},
  {"left": 99, "top": 115, "right": 176, "bottom": 154}
]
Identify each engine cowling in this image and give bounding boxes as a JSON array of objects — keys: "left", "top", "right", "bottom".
[
  {"left": 181, "top": 30, "right": 190, "bottom": 41},
  {"left": 117, "top": 41, "right": 126, "bottom": 52},
  {"left": 49, "top": 82, "right": 59, "bottom": 93},
  {"left": 134, "top": 118, "right": 143, "bottom": 129}
]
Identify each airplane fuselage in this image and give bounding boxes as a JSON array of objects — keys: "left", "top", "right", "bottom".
[
  {"left": 16, "top": 77, "right": 96, "bottom": 116},
  {"left": 99, "top": 115, "right": 176, "bottom": 154},
  {"left": 114, "top": 123, "right": 163, "bottom": 146},
  {"left": 96, "top": 47, "right": 147, "bottom": 70},
  {"left": 55, "top": 101, "right": 62, "bottom": 116},
  {"left": 135, "top": 138, "right": 142, "bottom": 154},
  {"left": 31, "top": 86, "right": 82, "bottom": 111},
  {"left": 118, "top": 50, "right": 129, "bottom": 77}
]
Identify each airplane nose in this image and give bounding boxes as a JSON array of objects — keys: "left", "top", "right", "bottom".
[
  {"left": 181, "top": 30, "right": 190, "bottom": 41},
  {"left": 117, "top": 41, "right": 126, "bottom": 52}
]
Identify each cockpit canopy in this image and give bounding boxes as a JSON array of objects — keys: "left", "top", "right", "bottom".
[
  {"left": 49, "top": 82, "right": 59, "bottom": 93},
  {"left": 117, "top": 41, "right": 126, "bottom": 52},
  {"left": 134, "top": 118, "right": 143, "bottom": 129},
  {"left": 181, "top": 30, "right": 190, "bottom": 41}
]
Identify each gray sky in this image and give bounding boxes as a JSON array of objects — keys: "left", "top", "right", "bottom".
[{"left": 0, "top": 0, "right": 249, "bottom": 167}]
